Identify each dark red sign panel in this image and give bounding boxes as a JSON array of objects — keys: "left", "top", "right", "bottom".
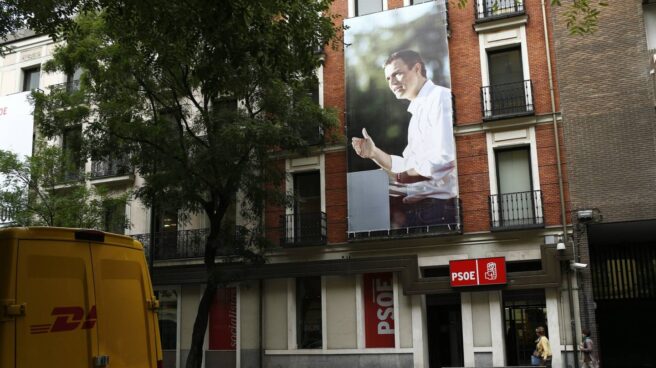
[
  {"left": 209, "top": 287, "right": 237, "bottom": 350},
  {"left": 449, "top": 257, "right": 507, "bottom": 287},
  {"left": 363, "top": 273, "right": 395, "bottom": 348}
]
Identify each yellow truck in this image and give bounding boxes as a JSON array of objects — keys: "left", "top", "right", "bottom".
[{"left": 0, "top": 227, "right": 163, "bottom": 368}]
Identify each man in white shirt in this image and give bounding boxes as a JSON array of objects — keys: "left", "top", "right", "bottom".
[{"left": 351, "top": 50, "right": 458, "bottom": 228}]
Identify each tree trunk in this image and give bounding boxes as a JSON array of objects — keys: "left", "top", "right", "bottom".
[{"left": 185, "top": 271, "right": 218, "bottom": 368}]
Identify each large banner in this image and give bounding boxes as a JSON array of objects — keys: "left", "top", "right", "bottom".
[
  {"left": 363, "top": 273, "right": 395, "bottom": 348},
  {"left": 345, "top": 1, "right": 459, "bottom": 236},
  {"left": 0, "top": 92, "right": 34, "bottom": 225}
]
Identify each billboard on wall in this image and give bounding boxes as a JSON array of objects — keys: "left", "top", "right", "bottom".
[
  {"left": 0, "top": 92, "right": 34, "bottom": 225},
  {"left": 345, "top": 1, "right": 459, "bottom": 236}
]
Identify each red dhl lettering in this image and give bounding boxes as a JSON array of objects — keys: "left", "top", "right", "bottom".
[{"left": 30, "top": 306, "right": 97, "bottom": 334}]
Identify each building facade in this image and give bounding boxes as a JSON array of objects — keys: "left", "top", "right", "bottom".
[
  {"left": 0, "top": 1, "right": 593, "bottom": 368},
  {"left": 552, "top": 1, "right": 656, "bottom": 367}
]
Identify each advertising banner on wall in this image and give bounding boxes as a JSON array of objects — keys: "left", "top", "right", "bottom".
[
  {"left": 344, "top": 1, "right": 459, "bottom": 236},
  {"left": 363, "top": 272, "right": 395, "bottom": 348},
  {"left": 209, "top": 287, "right": 237, "bottom": 350},
  {"left": 0, "top": 92, "right": 34, "bottom": 225}
]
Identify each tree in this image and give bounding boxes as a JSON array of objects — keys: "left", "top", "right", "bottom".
[
  {"left": 0, "top": 142, "right": 127, "bottom": 228},
  {"left": 32, "top": 2, "right": 340, "bottom": 367}
]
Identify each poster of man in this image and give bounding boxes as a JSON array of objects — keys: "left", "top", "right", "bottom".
[{"left": 345, "top": 1, "right": 459, "bottom": 235}]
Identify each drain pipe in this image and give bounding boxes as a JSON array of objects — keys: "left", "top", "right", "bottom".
[{"left": 540, "top": 2, "right": 578, "bottom": 368}]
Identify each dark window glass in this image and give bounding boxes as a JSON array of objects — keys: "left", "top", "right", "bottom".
[
  {"left": 22, "top": 67, "right": 40, "bottom": 91},
  {"left": 155, "top": 289, "right": 178, "bottom": 351},
  {"left": 293, "top": 171, "right": 322, "bottom": 242},
  {"left": 66, "top": 68, "right": 82, "bottom": 92},
  {"left": 103, "top": 200, "right": 126, "bottom": 234},
  {"left": 61, "top": 126, "right": 83, "bottom": 181},
  {"left": 494, "top": 146, "right": 535, "bottom": 227},
  {"left": 297, "top": 276, "right": 322, "bottom": 349}
]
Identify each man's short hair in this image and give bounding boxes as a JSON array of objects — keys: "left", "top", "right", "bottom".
[{"left": 384, "top": 50, "right": 427, "bottom": 77}]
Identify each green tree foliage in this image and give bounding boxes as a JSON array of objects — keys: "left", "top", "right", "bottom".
[
  {"left": 32, "top": 2, "right": 339, "bottom": 366},
  {"left": 0, "top": 142, "right": 128, "bottom": 228}
]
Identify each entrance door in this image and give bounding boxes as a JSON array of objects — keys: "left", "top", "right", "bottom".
[
  {"left": 426, "top": 294, "right": 463, "bottom": 368},
  {"left": 503, "top": 290, "right": 547, "bottom": 366}
]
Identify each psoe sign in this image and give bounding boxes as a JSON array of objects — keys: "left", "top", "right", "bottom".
[{"left": 449, "top": 257, "right": 507, "bottom": 287}]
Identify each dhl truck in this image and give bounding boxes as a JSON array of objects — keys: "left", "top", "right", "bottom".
[{"left": 0, "top": 227, "right": 163, "bottom": 367}]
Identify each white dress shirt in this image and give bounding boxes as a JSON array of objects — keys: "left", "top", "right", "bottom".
[{"left": 389, "top": 80, "right": 458, "bottom": 200}]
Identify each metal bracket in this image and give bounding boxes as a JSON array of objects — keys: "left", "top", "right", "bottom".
[
  {"left": 147, "top": 298, "right": 160, "bottom": 311},
  {"left": 2, "top": 300, "right": 26, "bottom": 321}
]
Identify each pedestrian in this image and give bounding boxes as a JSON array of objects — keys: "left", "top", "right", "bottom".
[
  {"left": 580, "top": 328, "right": 598, "bottom": 368},
  {"left": 534, "top": 326, "right": 552, "bottom": 367}
]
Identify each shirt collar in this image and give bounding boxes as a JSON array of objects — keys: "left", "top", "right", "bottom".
[{"left": 407, "top": 79, "right": 435, "bottom": 114}]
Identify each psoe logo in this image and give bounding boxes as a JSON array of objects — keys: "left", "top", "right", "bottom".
[
  {"left": 484, "top": 262, "right": 497, "bottom": 281},
  {"left": 30, "top": 306, "right": 97, "bottom": 334}
]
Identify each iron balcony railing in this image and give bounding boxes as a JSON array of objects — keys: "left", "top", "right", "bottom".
[
  {"left": 133, "top": 228, "right": 208, "bottom": 261},
  {"left": 475, "top": 0, "right": 524, "bottom": 21},
  {"left": 280, "top": 212, "right": 327, "bottom": 247},
  {"left": 489, "top": 190, "right": 543, "bottom": 230},
  {"left": 481, "top": 80, "right": 534, "bottom": 120},
  {"left": 51, "top": 80, "right": 81, "bottom": 93},
  {"left": 0, "top": 205, "right": 15, "bottom": 225},
  {"left": 91, "top": 156, "right": 132, "bottom": 179}
]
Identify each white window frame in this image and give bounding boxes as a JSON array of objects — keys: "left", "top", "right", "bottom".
[
  {"left": 478, "top": 26, "right": 532, "bottom": 118},
  {"left": 486, "top": 127, "right": 543, "bottom": 225},
  {"left": 287, "top": 276, "right": 326, "bottom": 351}
]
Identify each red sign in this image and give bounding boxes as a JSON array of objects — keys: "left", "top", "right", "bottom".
[
  {"left": 449, "top": 257, "right": 507, "bottom": 287},
  {"left": 30, "top": 305, "right": 97, "bottom": 334},
  {"left": 209, "top": 287, "right": 237, "bottom": 350},
  {"left": 363, "top": 273, "right": 395, "bottom": 348}
]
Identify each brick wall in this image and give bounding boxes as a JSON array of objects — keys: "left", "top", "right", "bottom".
[{"left": 551, "top": 0, "right": 656, "bottom": 357}]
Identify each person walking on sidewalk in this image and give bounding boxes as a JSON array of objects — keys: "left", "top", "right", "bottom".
[{"left": 534, "top": 326, "right": 552, "bottom": 367}]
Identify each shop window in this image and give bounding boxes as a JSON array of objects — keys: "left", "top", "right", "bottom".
[
  {"left": 155, "top": 288, "right": 179, "bottom": 368},
  {"left": 356, "top": 0, "right": 382, "bottom": 16},
  {"left": 296, "top": 276, "right": 322, "bottom": 349},
  {"left": 22, "top": 66, "right": 40, "bottom": 91}
]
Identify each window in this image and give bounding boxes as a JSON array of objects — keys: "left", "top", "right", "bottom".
[
  {"left": 645, "top": 4, "right": 656, "bottom": 50},
  {"left": 356, "top": 0, "right": 382, "bottom": 16},
  {"left": 66, "top": 68, "right": 82, "bottom": 92},
  {"left": 412, "top": 0, "right": 431, "bottom": 4},
  {"left": 103, "top": 199, "right": 126, "bottom": 234},
  {"left": 291, "top": 171, "right": 324, "bottom": 244},
  {"left": 153, "top": 206, "right": 179, "bottom": 259},
  {"left": 296, "top": 277, "right": 322, "bottom": 349},
  {"left": 484, "top": 47, "right": 531, "bottom": 117},
  {"left": 61, "top": 126, "right": 83, "bottom": 181},
  {"left": 155, "top": 288, "right": 179, "bottom": 368},
  {"left": 493, "top": 146, "right": 538, "bottom": 228},
  {"left": 22, "top": 66, "right": 40, "bottom": 91}
]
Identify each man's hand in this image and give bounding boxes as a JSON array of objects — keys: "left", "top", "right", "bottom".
[{"left": 351, "top": 128, "right": 376, "bottom": 159}]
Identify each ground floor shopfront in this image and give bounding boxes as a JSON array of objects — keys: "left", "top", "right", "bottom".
[{"left": 151, "top": 232, "right": 582, "bottom": 368}]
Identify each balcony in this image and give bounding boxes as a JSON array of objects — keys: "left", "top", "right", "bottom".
[
  {"left": 489, "top": 190, "right": 544, "bottom": 231},
  {"left": 133, "top": 228, "right": 208, "bottom": 261},
  {"left": 91, "top": 156, "right": 132, "bottom": 180},
  {"left": 51, "top": 80, "right": 81, "bottom": 93},
  {"left": 481, "top": 80, "right": 534, "bottom": 120},
  {"left": 0, "top": 205, "right": 15, "bottom": 226},
  {"left": 280, "top": 212, "right": 327, "bottom": 247},
  {"left": 475, "top": 0, "right": 525, "bottom": 22}
]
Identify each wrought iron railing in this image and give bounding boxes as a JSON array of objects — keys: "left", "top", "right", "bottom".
[
  {"left": 489, "top": 190, "right": 543, "bottom": 230},
  {"left": 91, "top": 156, "right": 132, "bottom": 179},
  {"left": 133, "top": 228, "right": 208, "bottom": 261},
  {"left": 280, "top": 212, "right": 327, "bottom": 247},
  {"left": 0, "top": 205, "right": 15, "bottom": 224},
  {"left": 481, "top": 80, "right": 534, "bottom": 119},
  {"left": 475, "top": 0, "right": 524, "bottom": 20}
]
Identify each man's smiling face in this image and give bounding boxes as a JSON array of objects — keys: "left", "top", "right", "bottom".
[{"left": 384, "top": 59, "right": 424, "bottom": 101}]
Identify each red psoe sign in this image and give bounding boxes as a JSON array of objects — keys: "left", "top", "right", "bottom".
[
  {"left": 363, "top": 273, "right": 395, "bottom": 348},
  {"left": 449, "top": 257, "right": 507, "bottom": 287}
]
